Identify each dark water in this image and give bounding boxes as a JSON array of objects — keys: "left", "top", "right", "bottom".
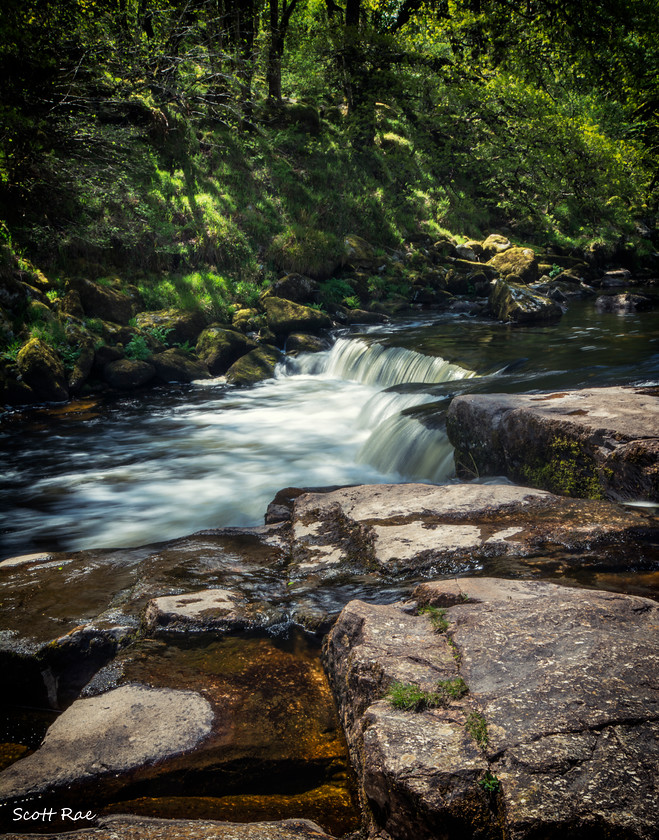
[{"left": 1, "top": 298, "right": 658, "bottom": 561}]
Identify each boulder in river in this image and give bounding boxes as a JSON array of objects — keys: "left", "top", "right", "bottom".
[
  {"left": 103, "top": 357, "right": 156, "bottom": 389},
  {"left": 324, "top": 578, "right": 659, "bottom": 840},
  {"left": 488, "top": 278, "right": 562, "bottom": 323},
  {"left": 195, "top": 326, "right": 256, "bottom": 374},
  {"left": 16, "top": 338, "right": 69, "bottom": 402},
  {"left": 487, "top": 246, "right": 538, "bottom": 283},
  {"left": 595, "top": 292, "right": 654, "bottom": 312},
  {"left": 151, "top": 348, "right": 210, "bottom": 382},
  {"left": 225, "top": 346, "right": 281, "bottom": 385},
  {"left": 446, "top": 386, "right": 659, "bottom": 501},
  {"left": 135, "top": 309, "right": 208, "bottom": 345},
  {"left": 264, "top": 296, "right": 332, "bottom": 338}
]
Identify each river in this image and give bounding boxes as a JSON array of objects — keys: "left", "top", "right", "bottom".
[{"left": 1, "top": 298, "right": 658, "bottom": 562}]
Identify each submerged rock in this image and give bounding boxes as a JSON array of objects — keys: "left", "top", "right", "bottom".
[
  {"left": 0, "top": 630, "right": 353, "bottom": 834},
  {"left": 0, "top": 685, "right": 214, "bottom": 804},
  {"left": 324, "top": 579, "right": 659, "bottom": 840},
  {"left": 0, "top": 526, "right": 288, "bottom": 709},
  {"left": 447, "top": 386, "right": 659, "bottom": 501}
]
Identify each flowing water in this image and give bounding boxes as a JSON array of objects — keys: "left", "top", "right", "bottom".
[{"left": 2, "top": 298, "right": 659, "bottom": 561}]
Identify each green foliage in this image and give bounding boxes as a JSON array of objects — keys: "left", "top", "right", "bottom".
[
  {"left": 1, "top": 339, "right": 23, "bottom": 362},
  {"left": 343, "top": 294, "right": 361, "bottom": 309},
  {"left": 520, "top": 435, "right": 606, "bottom": 499},
  {"left": 419, "top": 605, "right": 449, "bottom": 633},
  {"left": 549, "top": 265, "right": 563, "bottom": 279},
  {"left": 387, "top": 676, "right": 469, "bottom": 711},
  {"left": 436, "top": 677, "right": 469, "bottom": 702},
  {"left": 319, "top": 278, "right": 355, "bottom": 304},
  {"left": 57, "top": 343, "right": 82, "bottom": 372},
  {"left": 465, "top": 712, "right": 489, "bottom": 749},
  {"left": 387, "top": 682, "right": 438, "bottom": 712},
  {"left": 84, "top": 318, "right": 104, "bottom": 335},
  {"left": 147, "top": 325, "right": 174, "bottom": 346},
  {"left": 479, "top": 772, "right": 500, "bottom": 793},
  {"left": 124, "top": 335, "right": 151, "bottom": 361}
]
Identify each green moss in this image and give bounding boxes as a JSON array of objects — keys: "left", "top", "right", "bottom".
[
  {"left": 465, "top": 711, "right": 489, "bottom": 749},
  {"left": 387, "top": 677, "right": 468, "bottom": 712},
  {"left": 520, "top": 434, "right": 606, "bottom": 499},
  {"left": 418, "top": 605, "right": 449, "bottom": 633}
]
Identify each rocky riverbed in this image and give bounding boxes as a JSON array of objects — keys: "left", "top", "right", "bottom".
[{"left": 1, "top": 458, "right": 658, "bottom": 837}]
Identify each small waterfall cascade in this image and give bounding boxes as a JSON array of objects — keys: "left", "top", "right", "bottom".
[{"left": 282, "top": 334, "right": 475, "bottom": 483}]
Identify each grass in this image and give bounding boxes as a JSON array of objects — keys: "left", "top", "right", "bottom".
[
  {"left": 418, "top": 605, "right": 449, "bottom": 633},
  {"left": 465, "top": 711, "right": 489, "bottom": 749},
  {"left": 387, "top": 677, "right": 469, "bottom": 711}
]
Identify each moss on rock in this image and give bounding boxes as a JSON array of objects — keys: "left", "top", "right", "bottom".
[
  {"left": 17, "top": 338, "right": 69, "bottom": 402},
  {"left": 225, "top": 346, "right": 281, "bottom": 386}
]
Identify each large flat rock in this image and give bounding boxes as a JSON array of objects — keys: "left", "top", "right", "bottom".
[
  {"left": 324, "top": 579, "right": 659, "bottom": 840},
  {"left": 289, "top": 482, "right": 658, "bottom": 579},
  {"left": 3, "top": 816, "right": 337, "bottom": 840},
  {"left": 446, "top": 386, "right": 659, "bottom": 501}
]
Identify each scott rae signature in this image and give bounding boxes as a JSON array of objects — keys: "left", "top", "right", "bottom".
[{"left": 12, "top": 807, "right": 97, "bottom": 822}]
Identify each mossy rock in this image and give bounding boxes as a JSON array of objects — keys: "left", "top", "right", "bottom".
[
  {"left": 16, "top": 338, "right": 69, "bottom": 402},
  {"left": 489, "top": 278, "right": 562, "bottom": 324},
  {"left": 342, "top": 235, "right": 376, "bottom": 268},
  {"left": 67, "top": 278, "right": 137, "bottom": 325},
  {"left": 196, "top": 326, "right": 256, "bottom": 374},
  {"left": 481, "top": 234, "right": 512, "bottom": 258},
  {"left": 0, "top": 358, "right": 34, "bottom": 405},
  {"left": 151, "top": 348, "right": 210, "bottom": 383},
  {"left": 232, "top": 308, "right": 261, "bottom": 332},
  {"left": 103, "top": 358, "right": 155, "bottom": 389},
  {"left": 487, "top": 247, "right": 539, "bottom": 284},
  {"left": 285, "top": 333, "right": 329, "bottom": 354},
  {"left": 264, "top": 296, "right": 331, "bottom": 338},
  {"left": 270, "top": 273, "right": 320, "bottom": 304},
  {"left": 0, "top": 274, "right": 30, "bottom": 312},
  {"left": 225, "top": 347, "right": 281, "bottom": 386},
  {"left": 58, "top": 289, "right": 85, "bottom": 318},
  {"left": 135, "top": 309, "right": 208, "bottom": 344}
]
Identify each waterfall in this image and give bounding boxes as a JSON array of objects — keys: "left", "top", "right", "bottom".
[
  {"left": 321, "top": 337, "right": 474, "bottom": 387},
  {"left": 282, "top": 334, "right": 475, "bottom": 483}
]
